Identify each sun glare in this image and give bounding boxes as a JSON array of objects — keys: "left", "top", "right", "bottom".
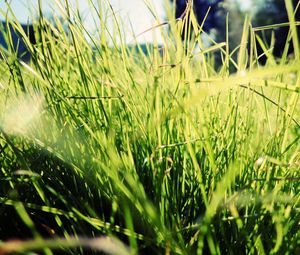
[{"left": 1, "top": 93, "right": 44, "bottom": 135}]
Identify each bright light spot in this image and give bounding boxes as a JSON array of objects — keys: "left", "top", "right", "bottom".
[
  {"left": 238, "top": 0, "right": 252, "bottom": 11},
  {"left": 1, "top": 93, "right": 44, "bottom": 135},
  {"left": 106, "top": 0, "right": 164, "bottom": 44},
  {"left": 255, "top": 156, "right": 266, "bottom": 168},
  {"left": 240, "top": 70, "right": 247, "bottom": 77}
]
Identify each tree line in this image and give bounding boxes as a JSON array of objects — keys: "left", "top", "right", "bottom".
[
  {"left": 173, "top": 0, "right": 300, "bottom": 63},
  {"left": 0, "top": 0, "right": 299, "bottom": 62}
]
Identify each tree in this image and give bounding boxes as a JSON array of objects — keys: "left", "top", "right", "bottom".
[
  {"left": 172, "top": 0, "right": 300, "bottom": 65},
  {"left": 172, "top": 0, "right": 224, "bottom": 32},
  {"left": 251, "top": 0, "right": 300, "bottom": 62},
  {"left": 0, "top": 21, "right": 36, "bottom": 61}
]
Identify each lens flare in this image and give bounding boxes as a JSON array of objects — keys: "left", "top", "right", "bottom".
[{"left": 1, "top": 93, "right": 44, "bottom": 135}]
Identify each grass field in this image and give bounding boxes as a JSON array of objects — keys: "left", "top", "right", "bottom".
[{"left": 0, "top": 0, "right": 299, "bottom": 254}]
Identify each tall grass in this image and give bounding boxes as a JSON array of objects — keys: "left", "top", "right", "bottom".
[{"left": 0, "top": 0, "right": 299, "bottom": 254}]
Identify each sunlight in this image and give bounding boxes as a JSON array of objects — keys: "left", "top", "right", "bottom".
[
  {"left": 1, "top": 93, "right": 44, "bottom": 135},
  {"left": 0, "top": 0, "right": 253, "bottom": 43}
]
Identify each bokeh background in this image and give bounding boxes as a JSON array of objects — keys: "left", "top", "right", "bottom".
[{"left": 0, "top": 0, "right": 299, "bottom": 62}]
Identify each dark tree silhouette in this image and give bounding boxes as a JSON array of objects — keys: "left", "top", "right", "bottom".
[
  {"left": 171, "top": 0, "right": 300, "bottom": 65},
  {"left": 252, "top": 0, "right": 300, "bottom": 62},
  {"left": 0, "top": 21, "right": 36, "bottom": 61},
  {"left": 0, "top": 14, "right": 69, "bottom": 61},
  {"left": 172, "top": 0, "right": 224, "bottom": 32}
]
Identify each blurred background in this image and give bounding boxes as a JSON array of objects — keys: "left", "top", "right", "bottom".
[{"left": 0, "top": 0, "right": 299, "bottom": 62}]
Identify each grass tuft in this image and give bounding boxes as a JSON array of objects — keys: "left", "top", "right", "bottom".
[{"left": 0, "top": 0, "right": 299, "bottom": 254}]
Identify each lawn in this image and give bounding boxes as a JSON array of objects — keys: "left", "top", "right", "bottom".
[{"left": 0, "top": 1, "right": 299, "bottom": 254}]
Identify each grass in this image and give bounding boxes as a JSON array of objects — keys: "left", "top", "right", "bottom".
[{"left": 0, "top": 0, "right": 299, "bottom": 254}]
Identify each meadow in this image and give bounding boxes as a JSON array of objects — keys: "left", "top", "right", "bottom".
[{"left": 0, "top": 0, "right": 299, "bottom": 254}]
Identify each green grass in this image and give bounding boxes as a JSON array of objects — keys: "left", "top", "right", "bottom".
[{"left": 0, "top": 0, "right": 299, "bottom": 254}]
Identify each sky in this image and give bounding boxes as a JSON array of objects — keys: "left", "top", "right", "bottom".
[{"left": 0, "top": 0, "right": 251, "bottom": 43}]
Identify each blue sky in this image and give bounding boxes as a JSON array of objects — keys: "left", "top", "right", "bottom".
[
  {"left": 0, "top": 0, "right": 165, "bottom": 43},
  {"left": 0, "top": 0, "right": 251, "bottom": 43}
]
